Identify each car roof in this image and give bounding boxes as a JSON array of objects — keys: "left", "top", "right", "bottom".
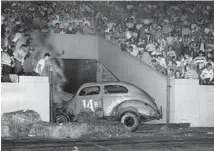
[
  {"left": 80, "top": 82, "right": 156, "bottom": 106},
  {"left": 81, "top": 82, "right": 144, "bottom": 93},
  {"left": 81, "top": 81, "right": 134, "bottom": 87}
]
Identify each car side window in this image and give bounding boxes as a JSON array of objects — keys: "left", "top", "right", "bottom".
[
  {"left": 104, "top": 85, "right": 128, "bottom": 94},
  {"left": 79, "top": 86, "right": 100, "bottom": 96}
]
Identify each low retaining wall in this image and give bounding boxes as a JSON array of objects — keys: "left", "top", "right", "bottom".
[
  {"left": 1, "top": 76, "right": 50, "bottom": 122},
  {"left": 170, "top": 79, "right": 214, "bottom": 127}
]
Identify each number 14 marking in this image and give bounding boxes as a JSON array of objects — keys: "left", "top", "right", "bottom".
[{"left": 82, "top": 99, "right": 99, "bottom": 112}]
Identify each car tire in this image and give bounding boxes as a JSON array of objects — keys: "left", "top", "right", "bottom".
[
  {"left": 54, "top": 113, "right": 70, "bottom": 123},
  {"left": 121, "top": 112, "right": 139, "bottom": 132}
]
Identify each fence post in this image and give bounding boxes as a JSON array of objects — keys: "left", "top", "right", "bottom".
[
  {"left": 49, "top": 64, "right": 53, "bottom": 122},
  {"left": 166, "top": 75, "right": 171, "bottom": 126}
]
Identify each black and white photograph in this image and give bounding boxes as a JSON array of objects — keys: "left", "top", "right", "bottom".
[{"left": 1, "top": 0, "right": 214, "bottom": 150}]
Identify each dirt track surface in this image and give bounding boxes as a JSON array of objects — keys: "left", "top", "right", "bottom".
[
  {"left": 2, "top": 124, "right": 214, "bottom": 151},
  {"left": 2, "top": 136, "right": 214, "bottom": 151}
]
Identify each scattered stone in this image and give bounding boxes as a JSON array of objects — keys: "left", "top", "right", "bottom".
[
  {"left": 29, "top": 122, "right": 88, "bottom": 139},
  {"left": 1, "top": 110, "right": 41, "bottom": 137},
  {"left": 85, "top": 120, "right": 130, "bottom": 138},
  {"left": 1, "top": 124, "right": 11, "bottom": 137}
]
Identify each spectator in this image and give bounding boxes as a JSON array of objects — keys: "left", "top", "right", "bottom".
[
  {"left": 199, "top": 39, "right": 205, "bottom": 52},
  {"left": 1, "top": 21, "right": 6, "bottom": 38},
  {"left": 174, "top": 70, "right": 182, "bottom": 79},
  {"left": 83, "top": 23, "right": 92, "bottom": 35},
  {"left": 162, "top": 50, "right": 171, "bottom": 65},
  {"left": 157, "top": 35, "right": 166, "bottom": 52},
  {"left": 1, "top": 48, "right": 14, "bottom": 75},
  {"left": 197, "top": 62, "right": 206, "bottom": 77},
  {"left": 151, "top": 42, "right": 161, "bottom": 56},
  {"left": 167, "top": 46, "right": 176, "bottom": 58},
  {"left": 34, "top": 53, "right": 51, "bottom": 76},
  {"left": 1, "top": 48, "right": 15, "bottom": 82},
  {"left": 183, "top": 53, "right": 193, "bottom": 66},
  {"left": 120, "top": 38, "right": 127, "bottom": 52},
  {"left": 128, "top": 46, "right": 139, "bottom": 57},
  {"left": 167, "top": 60, "right": 173, "bottom": 68},
  {"left": 207, "top": 57, "right": 214, "bottom": 68},
  {"left": 193, "top": 51, "right": 207, "bottom": 65},
  {"left": 157, "top": 54, "right": 166, "bottom": 68},
  {"left": 151, "top": 59, "right": 163, "bottom": 71},
  {"left": 23, "top": 48, "right": 35, "bottom": 74},
  {"left": 141, "top": 49, "right": 152, "bottom": 65},
  {"left": 167, "top": 68, "right": 175, "bottom": 79},
  {"left": 54, "top": 23, "right": 61, "bottom": 33},
  {"left": 13, "top": 44, "right": 28, "bottom": 75},
  {"left": 200, "top": 63, "right": 214, "bottom": 85},
  {"left": 49, "top": 25, "right": 55, "bottom": 33},
  {"left": 138, "top": 38, "right": 146, "bottom": 50},
  {"left": 145, "top": 39, "right": 155, "bottom": 53},
  {"left": 184, "top": 64, "right": 198, "bottom": 79},
  {"left": 166, "top": 32, "right": 174, "bottom": 46},
  {"left": 12, "top": 30, "right": 23, "bottom": 44},
  {"left": 176, "top": 55, "right": 184, "bottom": 67}
]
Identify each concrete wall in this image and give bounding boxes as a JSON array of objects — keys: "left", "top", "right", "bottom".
[
  {"left": 47, "top": 34, "right": 98, "bottom": 60},
  {"left": 63, "top": 59, "right": 97, "bottom": 94},
  {"left": 96, "top": 62, "right": 118, "bottom": 82},
  {"left": 98, "top": 38, "right": 167, "bottom": 123},
  {"left": 170, "top": 79, "right": 214, "bottom": 127},
  {"left": 1, "top": 77, "right": 50, "bottom": 121}
]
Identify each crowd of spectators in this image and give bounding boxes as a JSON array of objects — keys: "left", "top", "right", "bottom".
[{"left": 1, "top": 1, "right": 214, "bottom": 84}]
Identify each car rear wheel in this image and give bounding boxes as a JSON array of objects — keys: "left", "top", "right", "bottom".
[
  {"left": 54, "top": 113, "right": 70, "bottom": 123},
  {"left": 121, "top": 112, "right": 139, "bottom": 131}
]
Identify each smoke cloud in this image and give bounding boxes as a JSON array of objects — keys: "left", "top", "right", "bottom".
[{"left": 31, "top": 33, "right": 67, "bottom": 104}]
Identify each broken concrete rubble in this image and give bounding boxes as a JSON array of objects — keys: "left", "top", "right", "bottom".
[
  {"left": 29, "top": 122, "right": 88, "bottom": 139},
  {"left": 1, "top": 110, "right": 129, "bottom": 139},
  {"left": 1, "top": 110, "right": 41, "bottom": 137}
]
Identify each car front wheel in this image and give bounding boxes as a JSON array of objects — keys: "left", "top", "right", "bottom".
[
  {"left": 121, "top": 112, "right": 139, "bottom": 131},
  {"left": 54, "top": 113, "right": 70, "bottom": 123}
]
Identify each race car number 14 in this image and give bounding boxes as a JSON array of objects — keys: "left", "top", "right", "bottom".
[{"left": 82, "top": 99, "right": 99, "bottom": 112}]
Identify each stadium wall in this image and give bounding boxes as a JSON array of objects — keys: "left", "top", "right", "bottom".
[
  {"left": 170, "top": 79, "right": 214, "bottom": 127},
  {"left": 47, "top": 34, "right": 98, "bottom": 60},
  {"left": 1, "top": 76, "right": 50, "bottom": 121}
]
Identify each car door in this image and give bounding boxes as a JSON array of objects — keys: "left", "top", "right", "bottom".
[
  {"left": 102, "top": 84, "right": 129, "bottom": 116},
  {"left": 74, "top": 85, "right": 103, "bottom": 115}
]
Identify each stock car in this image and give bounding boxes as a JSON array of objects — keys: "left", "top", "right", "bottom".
[{"left": 54, "top": 82, "right": 162, "bottom": 131}]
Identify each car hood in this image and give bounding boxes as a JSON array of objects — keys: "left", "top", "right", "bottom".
[{"left": 54, "top": 91, "right": 74, "bottom": 102}]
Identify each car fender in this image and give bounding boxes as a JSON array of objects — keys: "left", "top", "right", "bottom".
[
  {"left": 65, "top": 99, "right": 76, "bottom": 115},
  {"left": 112, "top": 100, "right": 156, "bottom": 118},
  {"left": 116, "top": 106, "right": 140, "bottom": 118}
]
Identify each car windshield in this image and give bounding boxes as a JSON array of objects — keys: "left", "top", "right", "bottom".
[{"left": 79, "top": 86, "right": 100, "bottom": 96}]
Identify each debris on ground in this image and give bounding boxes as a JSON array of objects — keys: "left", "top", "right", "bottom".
[
  {"left": 29, "top": 122, "right": 88, "bottom": 139},
  {"left": 1, "top": 110, "right": 41, "bottom": 137},
  {"left": 1, "top": 110, "right": 129, "bottom": 139},
  {"left": 86, "top": 120, "right": 130, "bottom": 139},
  {"left": 1, "top": 124, "right": 11, "bottom": 137},
  {"left": 2, "top": 110, "right": 211, "bottom": 140}
]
